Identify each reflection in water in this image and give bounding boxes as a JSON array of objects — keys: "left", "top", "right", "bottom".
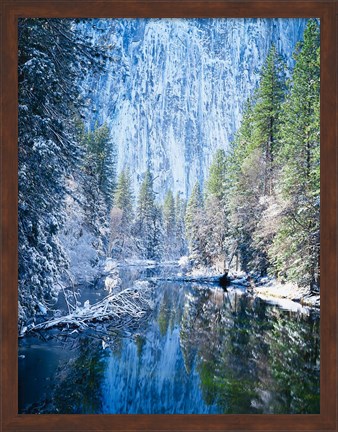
[{"left": 19, "top": 267, "right": 320, "bottom": 414}]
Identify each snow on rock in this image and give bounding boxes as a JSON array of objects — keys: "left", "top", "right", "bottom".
[
  {"left": 178, "top": 256, "right": 191, "bottom": 271},
  {"left": 231, "top": 277, "right": 250, "bottom": 287},
  {"left": 123, "top": 259, "right": 158, "bottom": 267},
  {"left": 134, "top": 280, "right": 151, "bottom": 290},
  {"left": 255, "top": 296, "right": 311, "bottom": 314},
  {"left": 105, "top": 273, "right": 122, "bottom": 293},
  {"left": 80, "top": 18, "right": 308, "bottom": 201},
  {"left": 103, "top": 258, "right": 119, "bottom": 274},
  {"left": 188, "top": 266, "right": 220, "bottom": 277},
  {"left": 37, "top": 302, "right": 48, "bottom": 315}
]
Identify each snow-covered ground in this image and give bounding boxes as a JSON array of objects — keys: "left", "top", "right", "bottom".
[{"left": 253, "top": 281, "right": 320, "bottom": 308}]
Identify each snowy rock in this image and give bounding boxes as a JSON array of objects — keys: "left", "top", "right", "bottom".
[
  {"left": 102, "top": 340, "right": 110, "bottom": 350},
  {"left": 124, "top": 259, "right": 158, "bottom": 267},
  {"left": 105, "top": 275, "right": 121, "bottom": 293},
  {"left": 104, "top": 258, "right": 119, "bottom": 273},
  {"left": 178, "top": 256, "right": 191, "bottom": 270},
  {"left": 37, "top": 302, "right": 47, "bottom": 315},
  {"left": 19, "top": 326, "right": 27, "bottom": 338},
  {"left": 80, "top": 18, "right": 308, "bottom": 200},
  {"left": 134, "top": 280, "right": 150, "bottom": 289}
]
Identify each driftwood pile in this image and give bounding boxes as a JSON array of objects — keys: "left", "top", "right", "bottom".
[{"left": 29, "top": 286, "right": 154, "bottom": 333}]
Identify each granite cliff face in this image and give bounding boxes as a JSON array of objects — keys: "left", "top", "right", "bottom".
[{"left": 81, "top": 18, "right": 308, "bottom": 199}]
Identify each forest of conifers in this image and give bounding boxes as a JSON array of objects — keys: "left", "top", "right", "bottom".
[{"left": 18, "top": 18, "right": 320, "bottom": 328}]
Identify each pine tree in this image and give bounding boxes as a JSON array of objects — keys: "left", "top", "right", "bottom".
[
  {"left": 83, "top": 123, "right": 117, "bottom": 209},
  {"left": 163, "top": 190, "right": 176, "bottom": 259},
  {"left": 226, "top": 45, "right": 286, "bottom": 275},
  {"left": 76, "top": 124, "right": 108, "bottom": 249},
  {"left": 114, "top": 168, "right": 134, "bottom": 227},
  {"left": 227, "top": 99, "right": 267, "bottom": 273},
  {"left": 175, "top": 193, "right": 188, "bottom": 257},
  {"left": 252, "top": 45, "right": 286, "bottom": 195},
  {"left": 203, "top": 149, "right": 229, "bottom": 268},
  {"left": 185, "top": 182, "right": 205, "bottom": 262},
  {"left": 270, "top": 19, "right": 320, "bottom": 290},
  {"left": 109, "top": 168, "right": 135, "bottom": 258},
  {"left": 205, "top": 149, "right": 228, "bottom": 202},
  {"left": 134, "top": 170, "right": 163, "bottom": 260},
  {"left": 18, "top": 18, "right": 108, "bottom": 325}
]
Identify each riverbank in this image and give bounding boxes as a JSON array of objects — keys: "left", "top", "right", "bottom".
[
  {"left": 252, "top": 281, "right": 320, "bottom": 308},
  {"left": 184, "top": 262, "right": 320, "bottom": 309}
]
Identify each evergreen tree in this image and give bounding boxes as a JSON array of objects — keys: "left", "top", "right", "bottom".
[
  {"left": 205, "top": 149, "right": 228, "bottom": 202},
  {"left": 227, "top": 100, "right": 266, "bottom": 273},
  {"left": 134, "top": 170, "right": 163, "bottom": 260},
  {"left": 114, "top": 168, "right": 134, "bottom": 227},
  {"left": 227, "top": 45, "right": 286, "bottom": 275},
  {"left": 109, "top": 168, "right": 135, "bottom": 258},
  {"left": 252, "top": 45, "right": 286, "bottom": 195},
  {"left": 270, "top": 19, "right": 320, "bottom": 290},
  {"left": 18, "top": 18, "right": 108, "bottom": 325},
  {"left": 185, "top": 182, "right": 205, "bottom": 262},
  {"left": 175, "top": 193, "right": 188, "bottom": 257},
  {"left": 163, "top": 190, "right": 176, "bottom": 259},
  {"left": 83, "top": 123, "right": 117, "bottom": 209},
  {"left": 203, "top": 149, "right": 229, "bottom": 269}
]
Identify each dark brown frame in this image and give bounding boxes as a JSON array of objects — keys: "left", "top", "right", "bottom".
[{"left": 1, "top": 1, "right": 337, "bottom": 431}]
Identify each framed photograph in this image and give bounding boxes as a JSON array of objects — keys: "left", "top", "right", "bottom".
[{"left": 1, "top": 1, "right": 337, "bottom": 431}]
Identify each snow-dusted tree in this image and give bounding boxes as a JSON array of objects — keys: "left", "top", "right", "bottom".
[
  {"left": 114, "top": 168, "right": 134, "bottom": 227},
  {"left": 79, "top": 126, "right": 109, "bottom": 244},
  {"left": 134, "top": 170, "right": 163, "bottom": 260},
  {"left": 202, "top": 149, "right": 229, "bottom": 269},
  {"left": 175, "top": 192, "right": 188, "bottom": 257},
  {"left": 270, "top": 19, "right": 320, "bottom": 290},
  {"left": 205, "top": 149, "right": 228, "bottom": 202},
  {"left": 226, "top": 44, "right": 286, "bottom": 275},
  {"left": 163, "top": 190, "right": 176, "bottom": 259},
  {"left": 82, "top": 123, "right": 117, "bottom": 210},
  {"left": 109, "top": 168, "right": 135, "bottom": 258},
  {"left": 251, "top": 45, "right": 286, "bottom": 196},
  {"left": 18, "top": 18, "right": 109, "bottom": 326},
  {"left": 185, "top": 182, "right": 205, "bottom": 263}
]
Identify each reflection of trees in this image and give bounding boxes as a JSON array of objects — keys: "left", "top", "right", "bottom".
[
  {"left": 179, "top": 287, "right": 320, "bottom": 414},
  {"left": 157, "top": 285, "right": 186, "bottom": 337},
  {"left": 158, "top": 291, "right": 172, "bottom": 336},
  {"left": 53, "top": 338, "right": 108, "bottom": 413},
  {"left": 134, "top": 334, "right": 146, "bottom": 357},
  {"left": 266, "top": 312, "right": 320, "bottom": 413}
]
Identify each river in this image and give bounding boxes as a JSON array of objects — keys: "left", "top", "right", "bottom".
[{"left": 18, "top": 264, "right": 320, "bottom": 414}]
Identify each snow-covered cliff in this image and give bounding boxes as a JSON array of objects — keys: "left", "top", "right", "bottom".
[{"left": 81, "top": 18, "right": 308, "bottom": 199}]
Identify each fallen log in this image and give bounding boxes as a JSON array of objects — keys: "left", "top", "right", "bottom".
[{"left": 29, "top": 286, "right": 154, "bottom": 333}]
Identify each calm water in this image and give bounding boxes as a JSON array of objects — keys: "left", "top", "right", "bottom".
[{"left": 19, "top": 266, "right": 320, "bottom": 414}]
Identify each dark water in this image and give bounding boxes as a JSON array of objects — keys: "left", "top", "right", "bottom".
[{"left": 19, "top": 266, "right": 320, "bottom": 414}]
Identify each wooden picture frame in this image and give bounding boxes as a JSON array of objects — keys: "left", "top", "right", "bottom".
[{"left": 1, "top": 1, "right": 337, "bottom": 430}]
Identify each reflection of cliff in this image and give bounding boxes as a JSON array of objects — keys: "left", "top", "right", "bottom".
[
  {"left": 179, "top": 287, "right": 320, "bottom": 414},
  {"left": 101, "top": 282, "right": 218, "bottom": 414}
]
